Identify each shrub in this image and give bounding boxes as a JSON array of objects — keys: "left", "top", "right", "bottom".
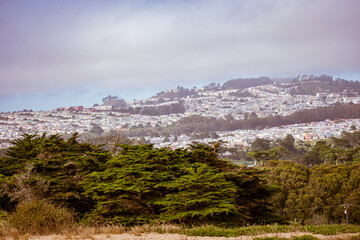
[
  {"left": 305, "top": 214, "right": 331, "bottom": 225},
  {"left": 0, "top": 211, "right": 7, "bottom": 220},
  {"left": 7, "top": 200, "right": 75, "bottom": 235},
  {"left": 350, "top": 234, "right": 360, "bottom": 240},
  {"left": 254, "top": 238, "right": 288, "bottom": 240},
  {"left": 292, "top": 235, "right": 320, "bottom": 240}
]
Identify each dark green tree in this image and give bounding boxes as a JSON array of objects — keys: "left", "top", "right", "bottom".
[
  {"left": 156, "top": 163, "right": 238, "bottom": 224},
  {"left": 247, "top": 146, "right": 289, "bottom": 165},
  {"left": 251, "top": 138, "right": 271, "bottom": 151},
  {"left": 0, "top": 133, "right": 110, "bottom": 214},
  {"left": 82, "top": 145, "right": 183, "bottom": 225},
  {"left": 280, "top": 134, "right": 296, "bottom": 151},
  {"left": 82, "top": 143, "right": 279, "bottom": 225}
]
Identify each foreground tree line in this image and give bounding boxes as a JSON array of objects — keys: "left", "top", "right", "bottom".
[
  {"left": 0, "top": 132, "right": 360, "bottom": 227},
  {"left": 246, "top": 129, "right": 360, "bottom": 167}
]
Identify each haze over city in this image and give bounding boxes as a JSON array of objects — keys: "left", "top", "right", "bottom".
[{"left": 1, "top": 0, "right": 359, "bottom": 112}]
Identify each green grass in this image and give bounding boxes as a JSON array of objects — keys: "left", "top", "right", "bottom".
[
  {"left": 292, "top": 235, "right": 320, "bottom": 240},
  {"left": 350, "top": 234, "right": 360, "bottom": 240},
  {"left": 182, "top": 224, "right": 360, "bottom": 237},
  {"left": 303, "top": 225, "right": 360, "bottom": 235},
  {"left": 254, "top": 238, "right": 288, "bottom": 240},
  {"left": 255, "top": 236, "right": 320, "bottom": 240},
  {"left": 1, "top": 215, "right": 360, "bottom": 238}
]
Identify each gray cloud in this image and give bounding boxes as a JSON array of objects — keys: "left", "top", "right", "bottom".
[{"left": 0, "top": 0, "right": 360, "bottom": 98}]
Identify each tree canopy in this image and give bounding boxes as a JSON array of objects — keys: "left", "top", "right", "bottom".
[
  {"left": 0, "top": 134, "right": 279, "bottom": 226},
  {"left": 2, "top": 131, "right": 360, "bottom": 226}
]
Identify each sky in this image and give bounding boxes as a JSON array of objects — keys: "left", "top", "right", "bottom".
[{"left": 0, "top": 0, "right": 360, "bottom": 112}]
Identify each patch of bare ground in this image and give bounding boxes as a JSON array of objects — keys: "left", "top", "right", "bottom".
[{"left": 2, "top": 232, "right": 357, "bottom": 240}]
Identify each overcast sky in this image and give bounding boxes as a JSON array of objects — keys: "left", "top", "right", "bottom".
[{"left": 1, "top": 0, "right": 360, "bottom": 112}]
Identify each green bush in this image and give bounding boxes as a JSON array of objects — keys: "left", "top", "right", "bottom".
[
  {"left": 0, "top": 211, "right": 7, "bottom": 220},
  {"left": 304, "top": 225, "right": 360, "bottom": 235},
  {"left": 254, "top": 238, "right": 288, "bottom": 240},
  {"left": 292, "top": 235, "right": 319, "bottom": 240},
  {"left": 350, "top": 234, "right": 360, "bottom": 240},
  {"left": 7, "top": 200, "right": 75, "bottom": 235}
]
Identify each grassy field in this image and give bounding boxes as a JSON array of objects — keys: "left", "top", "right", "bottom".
[
  {"left": 181, "top": 224, "right": 360, "bottom": 237},
  {"left": 3, "top": 222, "right": 360, "bottom": 239},
  {"left": 1, "top": 207, "right": 360, "bottom": 240}
]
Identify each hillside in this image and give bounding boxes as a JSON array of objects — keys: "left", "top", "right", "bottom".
[
  {"left": 2, "top": 74, "right": 360, "bottom": 151},
  {"left": 221, "top": 76, "right": 272, "bottom": 89},
  {"left": 288, "top": 74, "right": 360, "bottom": 96},
  {"left": 123, "top": 103, "right": 360, "bottom": 137},
  {"left": 148, "top": 74, "right": 359, "bottom": 102}
]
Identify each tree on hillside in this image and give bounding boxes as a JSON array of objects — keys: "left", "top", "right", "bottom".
[
  {"left": 247, "top": 146, "right": 289, "bottom": 165},
  {"left": 279, "top": 134, "right": 296, "bottom": 151},
  {"left": 251, "top": 138, "right": 271, "bottom": 151},
  {"left": 89, "top": 124, "right": 104, "bottom": 135},
  {"left": 102, "top": 95, "right": 119, "bottom": 103}
]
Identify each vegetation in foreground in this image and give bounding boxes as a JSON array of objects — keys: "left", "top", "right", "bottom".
[
  {"left": 0, "top": 131, "right": 360, "bottom": 236},
  {"left": 183, "top": 224, "right": 360, "bottom": 237},
  {"left": 0, "top": 133, "right": 279, "bottom": 227},
  {"left": 1, "top": 221, "right": 360, "bottom": 239}
]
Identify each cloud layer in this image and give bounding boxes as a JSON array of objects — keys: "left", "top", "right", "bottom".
[{"left": 0, "top": 0, "right": 360, "bottom": 109}]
